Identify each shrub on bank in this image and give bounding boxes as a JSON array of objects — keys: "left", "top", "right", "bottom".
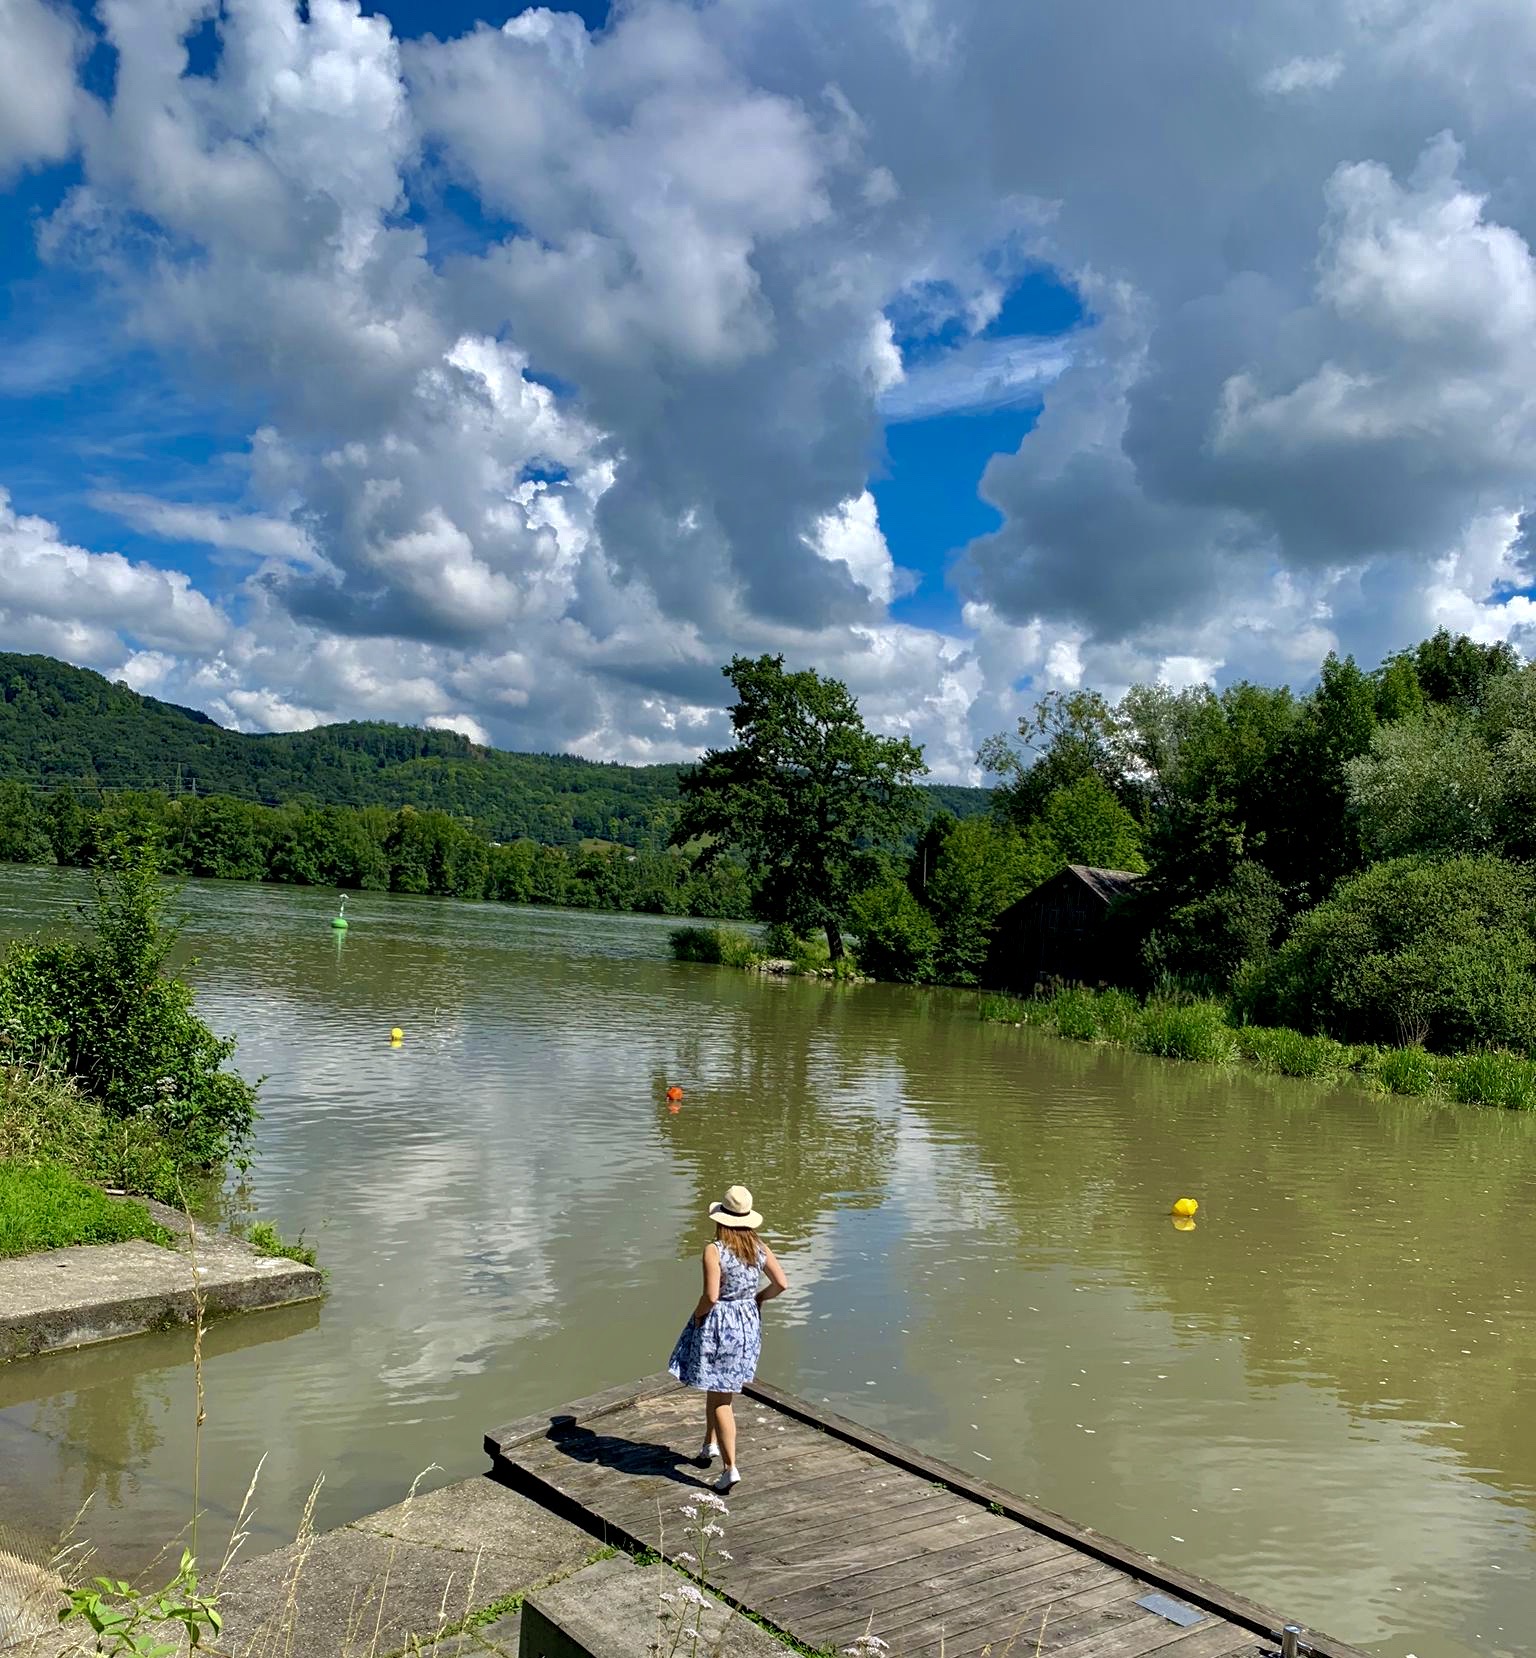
[
  {"left": 0, "top": 1161, "right": 171, "bottom": 1258},
  {"left": 1360, "top": 1044, "right": 1440, "bottom": 1096},
  {"left": 668, "top": 925, "right": 759, "bottom": 968},
  {"left": 1233, "top": 1024, "right": 1353, "bottom": 1080},
  {"left": 1438, "top": 1050, "right": 1536, "bottom": 1110},
  {"left": 0, "top": 847, "right": 258, "bottom": 1172},
  {"left": 1131, "top": 999, "right": 1238, "bottom": 1064}
]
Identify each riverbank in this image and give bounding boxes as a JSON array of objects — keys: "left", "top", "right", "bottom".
[
  {"left": 982, "top": 983, "right": 1536, "bottom": 1107},
  {"left": 0, "top": 1197, "right": 322, "bottom": 1363},
  {"left": 2, "top": 1471, "right": 786, "bottom": 1658}
]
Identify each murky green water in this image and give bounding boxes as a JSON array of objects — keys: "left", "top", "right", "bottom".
[{"left": 0, "top": 866, "right": 1531, "bottom": 1658}]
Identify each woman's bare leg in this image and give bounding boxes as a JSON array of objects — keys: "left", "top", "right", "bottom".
[
  {"left": 703, "top": 1395, "right": 720, "bottom": 1454},
  {"left": 710, "top": 1392, "right": 737, "bottom": 1469}
]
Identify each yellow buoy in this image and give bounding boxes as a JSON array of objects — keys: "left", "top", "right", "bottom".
[
  {"left": 1171, "top": 1197, "right": 1199, "bottom": 1218},
  {"left": 390, "top": 1027, "right": 404, "bottom": 1043}
]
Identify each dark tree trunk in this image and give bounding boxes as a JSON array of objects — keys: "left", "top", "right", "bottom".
[{"left": 825, "top": 917, "right": 844, "bottom": 961}]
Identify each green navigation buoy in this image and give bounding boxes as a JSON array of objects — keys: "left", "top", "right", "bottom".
[{"left": 332, "top": 896, "right": 348, "bottom": 931}]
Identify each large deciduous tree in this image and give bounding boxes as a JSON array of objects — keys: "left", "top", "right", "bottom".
[{"left": 674, "top": 656, "right": 928, "bottom": 960}]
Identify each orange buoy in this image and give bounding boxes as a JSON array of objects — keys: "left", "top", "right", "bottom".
[{"left": 666, "top": 1086, "right": 684, "bottom": 1102}]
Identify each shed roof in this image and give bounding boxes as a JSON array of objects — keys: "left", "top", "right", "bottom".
[{"left": 1062, "top": 864, "right": 1143, "bottom": 903}]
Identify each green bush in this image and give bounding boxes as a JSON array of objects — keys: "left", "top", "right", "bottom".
[
  {"left": 247, "top": 1219, "right": 319, "bottom": 1268},
  {"left": 1091, "top": 988, "right": 1142, "bottom": 1043},
  {"left": 1234, "top": 1025, "right": 1352, "bottom": 1079},
  {"left": 1049, "top": 988, "right": 1101, "bottom": 1041},
  {"left": 667, "top": 925, "right": 758, "bottom": 967},
  {"left": 1132, "top": 999, "right": 1238, "bottom": 1063},
  {"left": 978, "top": 993, "right": 1029, "bottom": 1024},
  {"left": 1240, "top": 855, "right": 1536, "bottom": 1052},
  {"left": 0, "top": 1162, "right": 172, "bottom": 1258},
  {"left": 0, "top": 845, "right": 258, "bottom": 1170},
  {"left": 850, "top": 880, "right": 940, "bottom": 984},
  {"left": 1438, "top": 1051, "right": 1536, "bottom": 1109},
  {"left": 1361, "top": 1044, "right": 1439, "bottom": 1096}
]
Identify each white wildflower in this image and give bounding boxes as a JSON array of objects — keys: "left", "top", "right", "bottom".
[
  {"left": 696, "top": 1492, "right": 729, "bottom": 1512},
  {"left": 842, "top": 1638, "right": 891, "bottom": 1657},
  {"left": 660, "top": 1593, "right": 677, "bottom": 1606},
  {"left": 717, "top": 1549, "right": 733, "bottom": 1561},
  {"left": 681, "top": 1504, "right": 699, "bottom": 1521},
  {"left": 677, "top": 1585, "right": 710, "bottom": 1607},
  {"left": 700, "top": 1522, "right": 726, "bottom": 1538},
  {"left": 676, "top": 1551, "right": 697, "bottom": 1564}
]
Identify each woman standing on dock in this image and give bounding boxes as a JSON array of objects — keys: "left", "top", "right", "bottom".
[{"left": 669, "top": 1184, "right": 788, "bottom": 1491}]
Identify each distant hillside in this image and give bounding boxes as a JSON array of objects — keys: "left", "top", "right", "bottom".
[{"left": 0, "top": 654, "right": 992, "bottom": 848}]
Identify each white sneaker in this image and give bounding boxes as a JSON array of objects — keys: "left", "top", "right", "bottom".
[
  {"left": 715, "top": 1466, "right": 741, "bottom": 1492},
  {"left": 697, "top": 1441, "right": 719, "bottom": 1466}
]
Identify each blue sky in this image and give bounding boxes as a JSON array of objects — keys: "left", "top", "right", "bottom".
[
  {"left": 4, "top": 0, "right": 1534, "bottom": 771},
  {"left": 0, "top": 1, "right": 1081, "bottom": 641}
]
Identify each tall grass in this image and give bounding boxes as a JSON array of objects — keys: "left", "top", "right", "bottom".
[
  {"left": 1130, "top": 999, "right": 1238, "bottom": 1064},
  {"left": 979, "top": 984, "right": 1536, "bottom": 1108},
  {"left": 668, "top": 926, "right": 759, "bottom": 968},
  {"left": 0, "top": 1162, "right": 172, "bottom": 1258}
]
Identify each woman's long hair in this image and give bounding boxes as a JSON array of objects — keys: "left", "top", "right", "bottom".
[{"left": 715, "top": 1224, "right": 761, "bottom": 1265}]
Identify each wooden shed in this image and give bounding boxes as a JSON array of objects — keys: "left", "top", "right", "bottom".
[{"left": 986, "top": 863, "right": 1143, "bottom": 990}]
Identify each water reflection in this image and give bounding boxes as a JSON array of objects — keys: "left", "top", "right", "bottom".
[{"left": 0, "top": 869, "right": 1530, "bottom": 1658}]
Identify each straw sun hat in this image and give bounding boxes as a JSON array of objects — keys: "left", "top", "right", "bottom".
[{"left": 709, "top": 1185, "right": 763, "bottom": 1229}]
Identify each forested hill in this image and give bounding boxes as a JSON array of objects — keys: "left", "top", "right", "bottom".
[{"left": 0, "top": 653, "right": 990, "bottom": 847}]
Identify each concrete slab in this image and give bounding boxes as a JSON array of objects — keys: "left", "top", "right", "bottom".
[
  {"left": 216, "top": 1477, "right": 599, "bottom": 1658},
  {"left": 521, "top": 1556, "right": 790, "bottom": 1658},
  {"left": 0, "top": 1207, "right": 323, "bottom": 1364}
]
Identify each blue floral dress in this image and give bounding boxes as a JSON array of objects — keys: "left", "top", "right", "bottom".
[{"left": 668, "top": 1239, "right": 764, "bottom": 1393}]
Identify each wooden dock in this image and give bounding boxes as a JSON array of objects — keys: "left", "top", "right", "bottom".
[{"left": 486, "top": 1376, "right": 1366, "bottom": 1658}]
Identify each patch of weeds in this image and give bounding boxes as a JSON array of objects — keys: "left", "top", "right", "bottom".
[
  {"left": 978, "top": 993, "right": 1029, "bottom": 1024},
  {"left": 668, "top": 926, "right": 760, "bottom": 968},
  {"left": 1132, "top": 999, "right": 1237, "bottom": 1064},
  {"left": 1233, "top": 1025, "right": 1351, "bottom": 1080},
  {"left": 1438, "top": 1050, "right": 1536, "bottom": 1109},
  {"left": 1362, "top": 1044, "right": 1441, "bottom": 1097},
  {"left": 247, "top": 1219, "right": 319, "bottom": 1269},
  {"left": 1048, "top": 989, "right": 1101, "bottom": 1042}
]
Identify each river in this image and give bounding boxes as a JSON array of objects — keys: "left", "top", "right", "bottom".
[{"left": 0, "top": 865, "right": 1529, "bottom": 1658}]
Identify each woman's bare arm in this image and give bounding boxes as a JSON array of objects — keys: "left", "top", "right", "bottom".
[
  {"left": 755, "top": 1243, "right": 788, "bottom": 1310},
  {"left": 692, "top": 1243, "right": 721, "bottom": 1324}
]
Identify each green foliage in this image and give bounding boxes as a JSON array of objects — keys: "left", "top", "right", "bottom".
[
  {"left": 850, "top": 879, "right": 940, "bottom": 983},
  {"left": 924, "top": 817, "right": 1037, "bottom": 984},
  {"left": 1345, "top": 712, "right": 1500, "bottom": 860},
  {"left": 247, "top": 1219, "right": 319, "bottom": 1268},
  {"left": 1049, "top": 988, "right": 1101, "bottom": 1041},
  {"left": 58, "top": 1549, "right": 222, "bottom": 1654},
  {"left": 1437, "top": 1051, "right": 1536, "bottom": 1110},
  {"left": 0, "top": 842, "right": 259, "bottom": 1171},
  {"left": 674, "top": 655, "right": 929, "bottom": 959},
  {"left": 0, "top": 1161, "right": 171, "bottom": 1258},
  {"left": 1232, "top": 1025, "right": 1352, "bottom": 1080},
  {"left": 668, "top": 925, "right": 758, "bottom": 967},
  {"left": 1361, "top": 1044, "right": 1439, "bottom": 1096},
  {"left": 0, "top": 778, "right": 52, "bottom": 864},
  {"left": 1242, "top": 855, "right": 1536, "bottom": 1052},
  {"left": 1130, "top": 999, "right": 1238, "bottom": 1064}
]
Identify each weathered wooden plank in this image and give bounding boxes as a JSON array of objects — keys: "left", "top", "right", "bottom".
[
  {"left": 485, "top": 1373, "right": 678, "bottom": 1461},
  {"left": 744, "top": 1380, "right": 1338, "bottom": 1657},
  {"left": 712, "top": 1510, "right": 1019, "bottom": 1603},
  {"left": 890, "top": 1573, "right": 1147, "bottom": 1656},
  {"left": 763, "top": 1531, "right": 1078, "bottom": 1627},
  {"left": 820, "top": 1554, "right": 1128, "bottom": 1647}
]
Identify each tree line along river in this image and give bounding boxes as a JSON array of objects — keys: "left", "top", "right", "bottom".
[{"left": 0, "top": 864, "right": 1529, "bottom": 1658}]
